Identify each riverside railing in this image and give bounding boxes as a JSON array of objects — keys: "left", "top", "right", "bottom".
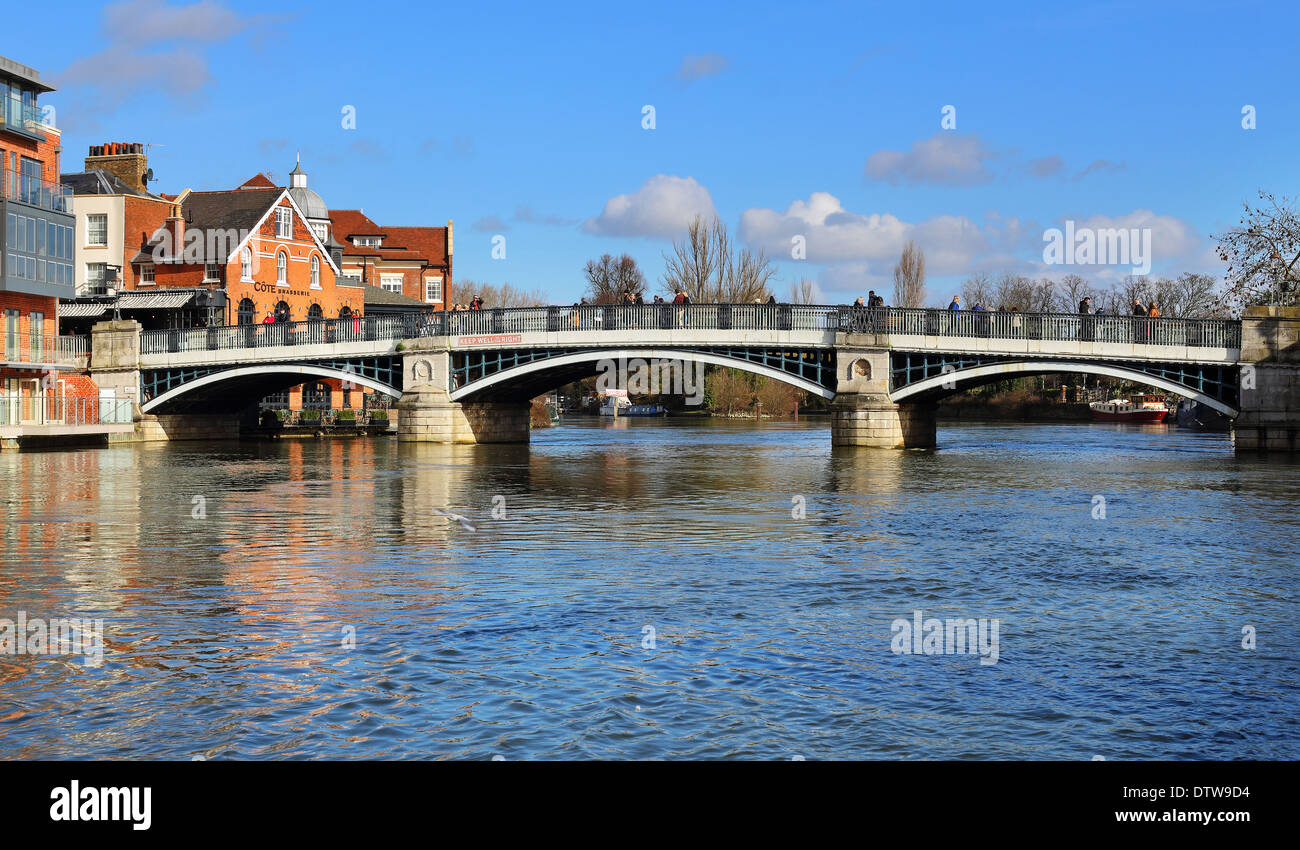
[
  {"left": 0, "top": 394, "right": 134, "bottom": 427},
  {"left": 135, "top": 305, "right": 1243, "bottom": 354},
  {"left": 2, "top": 332, "right": 89, "bottom": 365}
]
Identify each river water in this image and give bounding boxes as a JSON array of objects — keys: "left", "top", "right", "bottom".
[{"left": 1, "top": 418, "right": 1297, "bottom": 760}]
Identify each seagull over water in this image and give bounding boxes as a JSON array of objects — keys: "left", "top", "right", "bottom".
[{"left": 431, "top": 508, "right": 477, "bottom": 532}]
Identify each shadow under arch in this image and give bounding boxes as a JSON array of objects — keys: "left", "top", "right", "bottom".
[{"left": 891, "top": 360, "right": 1238, "bottom": 417}]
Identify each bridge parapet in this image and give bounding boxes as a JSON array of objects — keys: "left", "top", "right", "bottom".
[{"left": 1235, "top": 306, "right": 1300, "bottom": 452}]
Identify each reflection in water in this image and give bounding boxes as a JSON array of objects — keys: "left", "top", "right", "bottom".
[{"left": 1, "top": 418, "right": 1297, "bottom": 759}]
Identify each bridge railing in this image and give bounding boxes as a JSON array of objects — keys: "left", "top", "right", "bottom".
[
  {"left": 842, "top": 308, "right": 1242, "bottom": 348},
  {"left": 134, "top": 305, "right": 1243, "bottom": 354},
  {"left": 140, "top": 315, "right": 412, "bottom": 354}
]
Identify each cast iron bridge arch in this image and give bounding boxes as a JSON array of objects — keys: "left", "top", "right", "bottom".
[
  {"left": 141, "top": 356, "right": 403, "bottom": 412},
  {"left": 449, "top": 345, "right": 838, "bottom": 399}
]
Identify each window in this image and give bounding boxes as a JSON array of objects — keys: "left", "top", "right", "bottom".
[
  {"left": 139, "top": 263, "right": 155, "bottom": 284},
  {"left": 4, "top": 310, "right": 18, "bottom": 361},
  {"left": 237, "top": 298, "right": 255, "bottom": 325},
  {"left": 240, "top": 246, "right": 253, "bottom": 280},
  {"left": 424, "top": 276, "right": 443, "bottom": 303},
  {"left": 29, "top": 312, "right": 43, "bottom": 361},
  {"left": 274, "top": 301, "right": 290, "bottom": 322},
  {"left": 310, "top": 254, "right": 320, "bottom": 288},
  {"left": 87, "top": 214, "right": 108, "bottom": 246},
  {"left": 308, "top": 303, "right": 323, "bottom": 320},
  {"left": 86, "top": 262, "right": 108, "bottom": 295},
  {"left": 311, "top": 222, "right": 328, "bottom": 241},
  {"left": 352, "top": 236, "right": 382, "bottom": 247},
  {"left": 302, "top": 381, "right": 331, "bottom": 411},
  {"left": 276, "top": 251, "right": 287, "bottom": 284},
  {"left": 380, "top": 275, "right": 403, "bottom": 293},
  {"left": 275, "top": 207, "right": 292, "bottom": 239}
]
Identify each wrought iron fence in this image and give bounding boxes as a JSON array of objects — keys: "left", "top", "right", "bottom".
[{"left": 135, "top": 305, "right": 1243, "bottom": 353}]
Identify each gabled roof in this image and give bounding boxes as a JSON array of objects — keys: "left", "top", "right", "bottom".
[
  {"left": 329, "top": 210, "right": 449, "bottom": 265},
  {"left": 238, "top": 173, "right": 279, "bottom": 190},
  {"left": 184, "top": 187, "right": 284, "bottom": 234},
  {"left": 384, "top": 226, "right": 448, "bottom": 264}
]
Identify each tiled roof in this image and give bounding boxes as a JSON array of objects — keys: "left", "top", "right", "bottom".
[
  {"left": 363, "top": 285, "right": 428, "bottom": 308},
  {"left": 384, "top": 226, "right": 448, "bottom": 264},
  {"left": 238, "top": 173, "right": 279, "bottom": 189},
  {"left": 329, "top": 209, "right": 383, "bottom": 238},
  {"left": 183, "top": 187, "right": 283, "bottom": 235}
]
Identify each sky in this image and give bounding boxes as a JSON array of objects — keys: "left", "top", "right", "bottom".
[{"left": 19, "top": 0, "right": 1300, "bottom": 304}]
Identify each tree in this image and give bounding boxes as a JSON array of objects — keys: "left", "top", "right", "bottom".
[
  {"left": 453, "top": 279, "right": 548, "bottom": 307},
  {"left": 584, "top": 253, "right": 645, "bottom": 304},
  {"left": 789, "top": 278, "right": 819, "bottom": 304},
  {"left": 1153, "top": 272, "right": 1222, "bottom": 318},
  {"left": 1215, "top": 190, "right": 1300, "bottom": 308},
  {"left": 1058, "top": 273, "right": 1095, "bottom": 312},
  {"left": 892, "top": 240, "right": 926, "bottom": 307},
  {"left": 661, "top": 215, "right": 776, "bottom": 302},
  {"left": 959, "top": 271, "right": 994, "bottom": 309}
]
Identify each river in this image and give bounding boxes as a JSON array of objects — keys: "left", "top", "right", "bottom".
[{"left": 1, "top": 418, "right": 1297, "bottom": 759}]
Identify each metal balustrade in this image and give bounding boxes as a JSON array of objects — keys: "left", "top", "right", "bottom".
[
  {"left": 2, "top": 332, "right": 89, "bottom": 365},
  {"left": 134, "top": 305, "right": 1243, "bottom": 354},
  {"left": 0, "top": 394, "right": 133, "bottom": 427}
]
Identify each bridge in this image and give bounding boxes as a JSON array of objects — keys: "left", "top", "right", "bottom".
[{"left": 81, "top": 303, "right": 1300, "bottom": 451}]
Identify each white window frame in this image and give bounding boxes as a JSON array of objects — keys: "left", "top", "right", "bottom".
[
  {"left": 86, "top": 214, "right": 108, "bottom": 247},
  {"left": 275, "top": 207, "right": 292, "bottom": 239},
  {"left": 310, "top": 254, "right": 321, "bottom": 289},
  {"left": 139, "top": 263, "right": 155, "bottom": 285},
  {"left": 240, "top": 247, "right": 253, "bottom": 280},
  {"left": 424, "top": 276, "right": 443, "bottom": 303},
  {"left": 380, "top": 274, "right": 403, "bottom": 294},
  {"left": 276, "top": 251, "right": 287, "bottom": 285},
  {"left": 204, "top": 262, "right": 221, "bottom": 282},
  {"left": 86, "top": 262, "right": 108, "bottom": 294}
]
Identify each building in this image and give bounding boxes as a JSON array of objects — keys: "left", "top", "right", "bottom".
[
  {"left": 61, "top": 144, "right": 173, "bottom": 297},
  {"left": 329, "top": 209, "right": 452, "bottom": 307},
  {"left": 60, "top": 151, "right": 367, "bottom": 331},
  {"left": 0, "top": 55, "right": 99, "bottom": 433}
]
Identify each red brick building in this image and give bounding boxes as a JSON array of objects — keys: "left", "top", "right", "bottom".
[
  {"left": 1, "top": 54, "right": 83, "bottom": 427},
  {"left": 329, "top": 209, "right": 452, "bottom": 307}
]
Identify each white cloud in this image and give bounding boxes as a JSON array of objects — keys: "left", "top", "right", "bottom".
[
  {"left": 584, "top": 175, "right": 717, "bottom": 240},
  {"left": 739, "top": 191, "right": 986, "bottom": 275},
  {"left": 864, "top": 133, "right": 997, "bottom": 186}
]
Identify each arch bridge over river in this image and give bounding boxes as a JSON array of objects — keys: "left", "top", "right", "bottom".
[{"left": 80, "top": 303, "right": 1300, "bottom": 451}]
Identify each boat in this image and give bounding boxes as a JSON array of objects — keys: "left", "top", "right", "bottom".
[
  {"left": 1089, "top": 393, "right": 1170, "bottom": 422},
  {"left": 1174, "top": 398, "right": 1230, "bottom": 431},
  {"left": 598, "top": 398, "right": 668, "bottom": 416}
]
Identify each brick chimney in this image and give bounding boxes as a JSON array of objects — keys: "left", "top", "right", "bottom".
[{"left": 84, "top": 142, "right": 150, "bottom": 193}]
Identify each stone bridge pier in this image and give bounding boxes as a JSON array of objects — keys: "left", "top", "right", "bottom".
[
  {"left": 830, "top": 344, "right": 936, "bottom": 448},
  {"left": 1234, "top": 306, "right": 1300, "bottom": 452},
  {"left": 396, "top": 341, "right": 531, "bottom": 443}
]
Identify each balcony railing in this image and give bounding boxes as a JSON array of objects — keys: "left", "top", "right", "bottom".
[
  {"left": 2, "top": 332, "right": 89, "bottom": 365},
  {"left": 135, "top": 305, "right": 1243, "bottom": 354},
  {"left": 0, "top": 394, "right": 133, "bottom": 428},
  {"left": 1, "top": 166, "right": 73, "bottom": 213},
  {"left": 1, "top": 97, "right": 47, "bottom": 136}
]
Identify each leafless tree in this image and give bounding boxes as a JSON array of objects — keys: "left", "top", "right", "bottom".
[
  {"left": 661, "top": 215, "right": 775, "bottom": 302},
  {"left": 789, "top": 278, "right": 819, "bottom": 304},
  {"left": 959, "top": 271, "right": 994, "bottom": 310},
  {"left": 1214, "top": 189, "right": 1300, "bottom": 309},
  {"left": 454, "top": 279, "right": 548, "bottom": 307},
  {"left": 1153, "top": 273, "right": 1222, "bottom": 318},
  {"left": 1058, "top": 273, "right": 1095, "bottom": 312},
  {"left": 892, "top": 240, "right": 926, "bottom": 307},
  {"left": 584, "top": 253, "right": 645, "bottom": 304}
]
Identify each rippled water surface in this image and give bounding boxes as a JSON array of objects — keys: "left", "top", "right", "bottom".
[{"left": 2, "top": 418, "right": 1297, "bottom": 759}]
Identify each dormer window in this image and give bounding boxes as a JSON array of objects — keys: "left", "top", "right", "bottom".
[
  {"left": 275, "top": 207, "right": 292, "bottom": 239},
  {"left": 352, "top": 236, "right": 382, "bottom": 248}
]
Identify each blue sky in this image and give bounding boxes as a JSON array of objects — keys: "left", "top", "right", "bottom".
[{"left": 22, "top": 0, "right": 1300, "bottom": 304}]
